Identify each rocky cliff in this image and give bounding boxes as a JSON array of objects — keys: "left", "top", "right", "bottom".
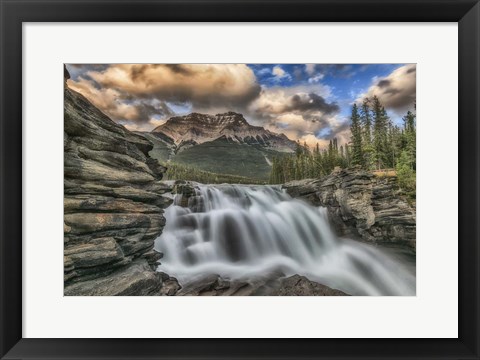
[
  {"left": 64, "top": 66, "right": 171, "bottom": 295},
  {"left": 283, "top": 168, "right": 416, "bottom": 251}
]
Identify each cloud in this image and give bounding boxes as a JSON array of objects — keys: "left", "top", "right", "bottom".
[
  {"left": 305, "top": 64, "right": 316, "bottom": 75},
  {"left": 250, "top": 85, "right": 336, "bottom": 116},
  {"left": 357, "top": 64, "right": 416, "bottom": 112},
  {"left": 66, "top": 63, "right": 350, "bottom": 147},
  {"left": 270, "top": 66, "right": 292, "bottom": 83},
  {"left": 272, "top": 66, "right": 286, "bottom": 78},
  {"left": 67, "top": 76, "right": 175, "bottom": 125},
  {"left": 124, "top": 118, "right": 167, "bottom": 132},
  {"left": 248, "top": 85, "right": 345, "bottom": 148},
  {"left": 256, "top": 67, "right": 272, "bottom": 76},
  {"left": 68, "top": 77, "right": 138, "bottom": 121},
  {"left": 67, "top": 64, "right": 261, "bottom": 128},
  {"left": 305, "top": 64, "right": 356, "bottom": 79},
  {"left": 299, "top": 134, "right": 330, "bottom": 149},
  {"left": 88, "top": 64, "right": 261, "bottom": 107},
  {"left": 377, "top": 79, "right": 391, "bottom": 88},
  {"left": 265, "top": 112, "right": 324, "bottom": 147},
  {"left": 264, "top": 111, "right": 350, "bottom": 149},
  {"left": 288, "top": 93, "right": 339, "bottom": 113},
  {"left": 308, "top": 73, "right": 324, "bottom": 84}
]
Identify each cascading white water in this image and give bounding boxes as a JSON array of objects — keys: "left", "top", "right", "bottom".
[{"left": 155, "top": 184, "right": 415, "bottom": 296}]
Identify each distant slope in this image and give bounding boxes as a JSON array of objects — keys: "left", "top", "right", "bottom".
[
  {"left": 173, "top": 137, "right": 277, "bottom": 180},
  {"left": 135, "top": 132, "right": 174, "bottom": 163},
  {"left": 164, "top": 163, "right": 265, "bottom": 184}
]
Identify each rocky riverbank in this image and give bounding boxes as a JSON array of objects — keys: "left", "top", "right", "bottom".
[
  {"left": 156, "top": 273, "right": 348, "bottom": 296},
  {"left": 283, "top": 168, "right": 416, "bottom": 252},
  {"left": 64, "top": 66, "right": 171, "bottom": 295}
]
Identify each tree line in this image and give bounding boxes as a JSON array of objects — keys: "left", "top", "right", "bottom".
[
  {"left": 164, "top": 162, "right": 264, "bottom": 184},
  {"left": 269, "top": 96, "right": 416, "bottom": 192},
  {"left": 269, "top": 137, "right": 350, "bottom": 184}
]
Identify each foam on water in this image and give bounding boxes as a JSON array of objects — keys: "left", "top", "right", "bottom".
[{"left": 155, "top": 184, "right": 415, "bottom": 295}]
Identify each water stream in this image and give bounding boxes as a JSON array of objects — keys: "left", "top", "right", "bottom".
[{"left": 154, "top": 184, "right": 415, "bottom": 295}]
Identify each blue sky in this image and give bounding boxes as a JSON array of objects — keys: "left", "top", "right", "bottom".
[
  {"left": 248, "top": 63, "right": 407, "bottom": 120},
  {"left": 66, "top": 63, "right": 416, "bottom": 148}
]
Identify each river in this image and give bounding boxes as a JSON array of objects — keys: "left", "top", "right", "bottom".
[{"left": 154, "top": 184, "right": 415, "bottom": 295}]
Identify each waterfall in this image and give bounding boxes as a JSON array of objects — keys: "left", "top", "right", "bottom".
[{"left": 155, "top": 184, "right": 415, "bottom": 296}]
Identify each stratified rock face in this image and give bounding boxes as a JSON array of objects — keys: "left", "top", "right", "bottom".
[
  {"left": 283, "top": 168, "right": 416, "bottom": 251},
  {"left": 64, "top": 66, "right": 171, "bottom": 295},
  {"left": 152, "top": 112, "right": 296, "bottom": 152}
]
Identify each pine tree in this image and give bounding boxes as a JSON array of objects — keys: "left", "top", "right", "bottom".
[
  {"left": 403, "top": 110, "right": 416, "bottom": 170},
  {"left": 269, "top": 157, "right": 280, "bottom": 184},
  {"left": 269, "top": 137, "right": 353, "bottom": 182},
  {"left": 345, "top": 143, "right": 351, "bottom": 167},
  {"left": 396, "top": 150, "right": 415, "bottom": 190},
  {"left": 294, "top": 141, "right": 300, "bottom": 156},
  {"left": 350, "top": 103, "right": 364, "bottom": 166},
  {"left": 381, "top": 107, "right": 394, "bottom": 168},
  {"left": 371, "top": 96, "right": 389, "bottom": 169},
  {"left": 313, "top": 145, "right": 324, "bottom": 176},
  {"left": 360, "top": 98, "right": 374, "bottom": 169},
  {"left": 388, "top": 123, "right": 403, "bottom": 169},
  {"left": 361, "top": 98, "right": 372, "bottom": 145}
]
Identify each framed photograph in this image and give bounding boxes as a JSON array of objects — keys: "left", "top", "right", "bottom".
[{"left": 1, "top": 0, "right": 479, "bottom": 359}]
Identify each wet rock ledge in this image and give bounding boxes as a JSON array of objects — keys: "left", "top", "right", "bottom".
[
  {"left": 283, "top": 168, "right": 416, "bottom": 252},
  {"left": 159, "top": 273, "right": 348, "bottom": 296},
  {"left": 64, "top": 66, "right": 171, "bottom": 295}
]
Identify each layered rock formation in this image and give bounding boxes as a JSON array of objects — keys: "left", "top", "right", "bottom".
[
  {"left": 284, "top": 168, "right": 416, "bottom": 251},
  {"left": 152, "top": 111, "right": 296, "bottom": 152},
  {"left": 64, "top": 66, "right": 171, "bottom": 295}
]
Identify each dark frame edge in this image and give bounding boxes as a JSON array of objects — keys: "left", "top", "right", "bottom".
[
  {"left": 0, "top": 0, "right": 479, "bottom": 359},
  {"left": 0, "top": 0, "right": 23, "bottom": 358},
  {"left": 458, "top": 1, "right": 480, "bottom": 358}
]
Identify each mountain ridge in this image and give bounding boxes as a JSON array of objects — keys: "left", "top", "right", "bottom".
[{"left": 152, "top": 111, "right": 296, "bottom": 153}]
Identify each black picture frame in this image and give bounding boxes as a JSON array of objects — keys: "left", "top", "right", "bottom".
[{"left": 1, "top": 0, "right": 479, "bottom": 359}]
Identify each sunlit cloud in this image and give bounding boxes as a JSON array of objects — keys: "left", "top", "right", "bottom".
[
  {"left": 66, "top": 63, "right": 415, "bottom": 148},
  {"left": 356, "top": 64, "right": 416, "bottom": 113}
]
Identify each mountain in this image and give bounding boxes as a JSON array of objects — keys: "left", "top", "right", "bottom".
[
  {"left": 152, "top": 112, "right": 296, "bottom": 153},
  {"left": 140, "top": 132, "right": 286, "bottom": 181},
  {"left": 142, "top": 112, "right": 296, "bottom": 181}
]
